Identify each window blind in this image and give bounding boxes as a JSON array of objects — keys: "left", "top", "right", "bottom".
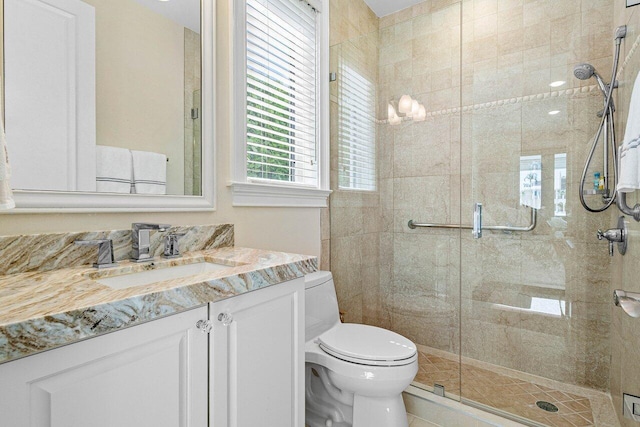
[
  {"left": 245, "top": 0, "right": 318, "bottom": 186},
  {"left": 337, "top": 42, "right": 376, "bottom": 191}
]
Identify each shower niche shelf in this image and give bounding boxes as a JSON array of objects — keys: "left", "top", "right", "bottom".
[{"left": 583, "top": 189, "right": 609, "bottom": 196}]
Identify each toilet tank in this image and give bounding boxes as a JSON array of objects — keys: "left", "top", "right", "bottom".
[{"left": 305, "top": 271, "right": 341, "bottom": 342}]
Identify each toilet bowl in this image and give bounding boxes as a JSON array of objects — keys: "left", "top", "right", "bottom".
[{"left": 305, "top": 271, "right": 418, "bottom": 427}]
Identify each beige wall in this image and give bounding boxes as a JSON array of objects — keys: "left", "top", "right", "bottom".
[
  {"left": 611, "top": 3, "right": 640, "bottom": 425},
  {"left": 0, "top": 0, "right": 322, "bottom": 259},
  {"left": 84, "top": 0, "right": 185, "bottom": 194}
]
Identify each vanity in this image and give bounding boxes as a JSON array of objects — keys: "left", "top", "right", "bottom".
[{"left": 0, "top": 225, "right": 316, "bottom": 427}]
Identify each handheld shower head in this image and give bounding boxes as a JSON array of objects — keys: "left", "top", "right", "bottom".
[
  {"left": 573, "top": 63, "right": 596, "bottom": 80},
  {"left": 573, "top": 63, "right": 608, "bottom": 95}
]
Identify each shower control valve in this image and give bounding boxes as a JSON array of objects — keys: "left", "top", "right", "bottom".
[{"left": 596, "top": 216, "right": 627, "bottom": 256}]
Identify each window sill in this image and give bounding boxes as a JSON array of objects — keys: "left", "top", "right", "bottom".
[{"left": 229, "top": 181, "right": 331, "bottom": 207}]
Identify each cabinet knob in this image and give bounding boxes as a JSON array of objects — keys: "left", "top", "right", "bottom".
[
  {"left": 196, "top": 319, "right": 213, "bottom": 333},
  {"left": 218, "top": 312, "right": 234, "bottom": 326}
]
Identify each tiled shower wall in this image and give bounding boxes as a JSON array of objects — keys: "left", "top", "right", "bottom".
[
  {"left": 329, "top": 0, "right": 623, "bottom": 396},
  {"left": 184, "top": 28, "right": 201, "bottom": 196},
  {"left": 326, "top": 0, "right": 380, "bottom": 324},
  {"left": 611, "top": 2, "right": 640, "bottom": 425}
]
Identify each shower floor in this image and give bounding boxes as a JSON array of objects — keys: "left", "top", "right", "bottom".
[{"left": 413, "top": 345, "right": 618, "bottom": 427}]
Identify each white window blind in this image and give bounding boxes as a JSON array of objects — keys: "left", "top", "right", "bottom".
[
  {"left": 337, "top": 42, "right": 376, "bottom": 191},
  {"left": 245, "top": 0, "right": 318, "bottom": 186}
]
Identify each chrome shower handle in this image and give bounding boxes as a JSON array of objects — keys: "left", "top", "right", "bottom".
[{"left": 473, "top": 203, "right": 483, "bottom": 239}]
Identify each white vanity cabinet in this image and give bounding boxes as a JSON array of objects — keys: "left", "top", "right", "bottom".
[
  {"left": 0, "top": 306, "right": 209, "bottom": 427},
  {"left": 210, "top": 277, "right": 305, "bottom": 427}
]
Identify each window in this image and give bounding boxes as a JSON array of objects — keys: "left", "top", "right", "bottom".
[
  {"left": 231, "top": 0, "right": 330, "bottom": 207},
  {"left": 337, "top": 41, "right": 376, "bottom": 191}
]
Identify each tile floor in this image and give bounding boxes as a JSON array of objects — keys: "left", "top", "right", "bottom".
[{"left": 413, "top": 347, "right": 612, "bottom": 427}]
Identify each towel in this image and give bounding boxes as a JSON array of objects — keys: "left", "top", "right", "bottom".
[
  {"left": 617, "top": 71, "right": 640, "bottom": 192},
  {"left": 96, "top": 145, "right": 133, "bottom": 193},
  {"left": 131, "top": 150, "right": 167, "bottom": 195},
  {"left": 0, "top": 118, "right": 15, "bottom": 210}
]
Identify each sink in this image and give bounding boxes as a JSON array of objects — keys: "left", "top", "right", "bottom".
[{"left": 94, "top": 261, "right": 234, "bottom": 289}]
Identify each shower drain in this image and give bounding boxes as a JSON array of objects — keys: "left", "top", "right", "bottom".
[{"left": 536, "top": 401, "right": 559, "bottom": 413}]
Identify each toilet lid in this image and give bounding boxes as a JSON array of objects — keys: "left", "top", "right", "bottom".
[{"left": 317, "top": 324, "right": 417, "bottom": 366}]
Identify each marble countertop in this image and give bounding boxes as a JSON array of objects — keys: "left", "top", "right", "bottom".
[{"left": 0, "top": 247, "right": 317, "bottom": 364}]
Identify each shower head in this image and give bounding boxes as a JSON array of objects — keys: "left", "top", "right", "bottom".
[
  {"left": 573, "top": 63, "right": 608, "bottom": 95},
  {"left": 573, "top": 63, "right": 596, "bottom": 80}
]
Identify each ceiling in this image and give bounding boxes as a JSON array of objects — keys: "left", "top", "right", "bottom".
[{"left": 362, "top": 0, "right": 426, "bottom": 17}]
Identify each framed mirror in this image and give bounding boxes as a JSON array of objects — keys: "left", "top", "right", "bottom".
[{"left": 2, "top": 0, "right": 215, "bottom": 211}]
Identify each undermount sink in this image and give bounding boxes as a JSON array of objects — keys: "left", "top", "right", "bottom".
[{"left": 94, "top": 261, "right": 234, "bottom": 289}]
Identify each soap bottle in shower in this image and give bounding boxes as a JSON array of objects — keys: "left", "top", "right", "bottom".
[{"left": 594, "top": 172, "right": 601, "bottom": 191}]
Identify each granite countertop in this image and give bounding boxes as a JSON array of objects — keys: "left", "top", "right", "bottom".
[{"left": 0, "top": 247, "right": 317, "bottom": 364}]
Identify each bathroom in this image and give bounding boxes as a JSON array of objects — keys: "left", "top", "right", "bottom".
[{"left": 0, "top": 0, "right": 640, "bottom": 426}]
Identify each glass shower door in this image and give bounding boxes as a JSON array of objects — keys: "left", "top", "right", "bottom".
[
  {"left": 459, "top": 1, "right": 614, "bottom": 425},
  {"left": 376, "top": 1, "right": 464, "bottom": 402}
]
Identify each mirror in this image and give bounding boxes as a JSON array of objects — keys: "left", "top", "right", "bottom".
[{"left": 1, "top": 0, "right": 215, "bottom": 211}]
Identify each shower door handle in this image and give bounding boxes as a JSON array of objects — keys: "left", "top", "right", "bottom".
[{"left": 473, "top": 203, "right": 483, "bottom": 239}]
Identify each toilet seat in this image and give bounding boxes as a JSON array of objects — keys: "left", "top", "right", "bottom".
[{"left": 317, "top": 324, "right": 417, "bottom": 366}]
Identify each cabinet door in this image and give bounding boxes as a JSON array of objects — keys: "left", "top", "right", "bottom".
[
  {"left": 0, "top": 306, "right": 208, "bottom": 427},
  {"left": 211, "top": 278, "right": 304, "bottom": 427}
]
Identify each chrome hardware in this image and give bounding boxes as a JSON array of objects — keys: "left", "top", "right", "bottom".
[
  {"left": 163, "top": 233, "right": 186, "bottom": 259},
  {"left": 218, "top": 312, "right": 233, "bottom": 326},
  {"left": 74, "top": 239, "right": 118, "bottom": 269},
  {"left": 408, "top": 206, "right": 537, "bottom": 235},
  {"left": 472, "top": 203, "right": 483, "bottom": 239},
  {"left": 597, "top": 216, "right": 627, "bottom": 256},
  {"left": 191, "top": 108, "right": 199, "bottom": 120},
  {"left": 614, "top": 290, "right": 640, "bottom": 318},
  {"left": 434, "top": 384, "right": 445, "bottom": 397},
  {"left": 131, "top": 223, "right": 171, "bottom": 262},
  {"left": 196, "top": 319, "right": 213, "bottom": 333},
  {"left": 617, "top": 191, "right": 640, "bottom": 221},
  {"left": 329, "top": 72, "right": 336, "bottom": 82}
]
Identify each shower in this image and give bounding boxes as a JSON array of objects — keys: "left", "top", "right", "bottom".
[
  {"left": 577, "top": 25, "right": 627, "bottom": 212},
  {"left": 331, "top": 0, "right": 632, "bottom": 424}
]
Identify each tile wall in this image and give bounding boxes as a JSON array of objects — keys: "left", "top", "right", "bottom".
[
  {"left": 184, "top": 28, "right": 202, "bottom": 196},
  {"left": 327, "top": 0, "right": 380, "bottom": 324}
]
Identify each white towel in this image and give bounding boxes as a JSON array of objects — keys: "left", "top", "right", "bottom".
[
  {"left": 0, "top": 118, "right": 15, "bottom": 210},
  {"left": 618, "top": 144, "right": 638, "bottom": 192},
  {"left": 96, "top": 145, "right": 133, "bottom": 193},
  {"left": 131, "top": 150, "right": 167, "bottom": 195},
  {"left": 618, "top": 71, "right": 640, "bottom": 192}
]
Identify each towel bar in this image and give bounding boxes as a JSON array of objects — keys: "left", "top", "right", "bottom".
[
  {"left": 617, "top": 191, "right": 640, "bottom": 221},
  {"left": 408, "top": 206, "right": 537, "bottom": 234}
]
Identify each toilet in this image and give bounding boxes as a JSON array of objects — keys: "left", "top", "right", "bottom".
[{"left": 305, "top": 271, "right": 418, "bottom": 427}]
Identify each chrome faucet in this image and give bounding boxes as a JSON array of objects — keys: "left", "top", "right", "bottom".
[
  {"left": 131, "top": 223, "right": 171, "bottom": 262},
  {"left": 75, "top": 239, "right": 118, "bottom": 268}
]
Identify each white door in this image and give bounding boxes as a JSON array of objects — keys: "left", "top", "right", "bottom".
[
  {"left": 211, "top": 278, "right": 305, "bottom": 427},
  {"left": 4, "top": 0, "right": 96, "bottom": 192},
  {"left": 0, "top": 307, "right": 208, "bottom": 427}
]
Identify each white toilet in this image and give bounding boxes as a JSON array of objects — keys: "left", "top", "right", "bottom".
[{"left": 305, "top": 271, "right": 418, "bottom": 427}]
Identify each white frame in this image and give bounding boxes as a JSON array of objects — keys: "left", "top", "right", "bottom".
[
  {"left": 5, "top": 0, "right": 216, "bottom": 213},
  {"left": 229, "top": 0, "right": 330, "bottom": 208}
]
